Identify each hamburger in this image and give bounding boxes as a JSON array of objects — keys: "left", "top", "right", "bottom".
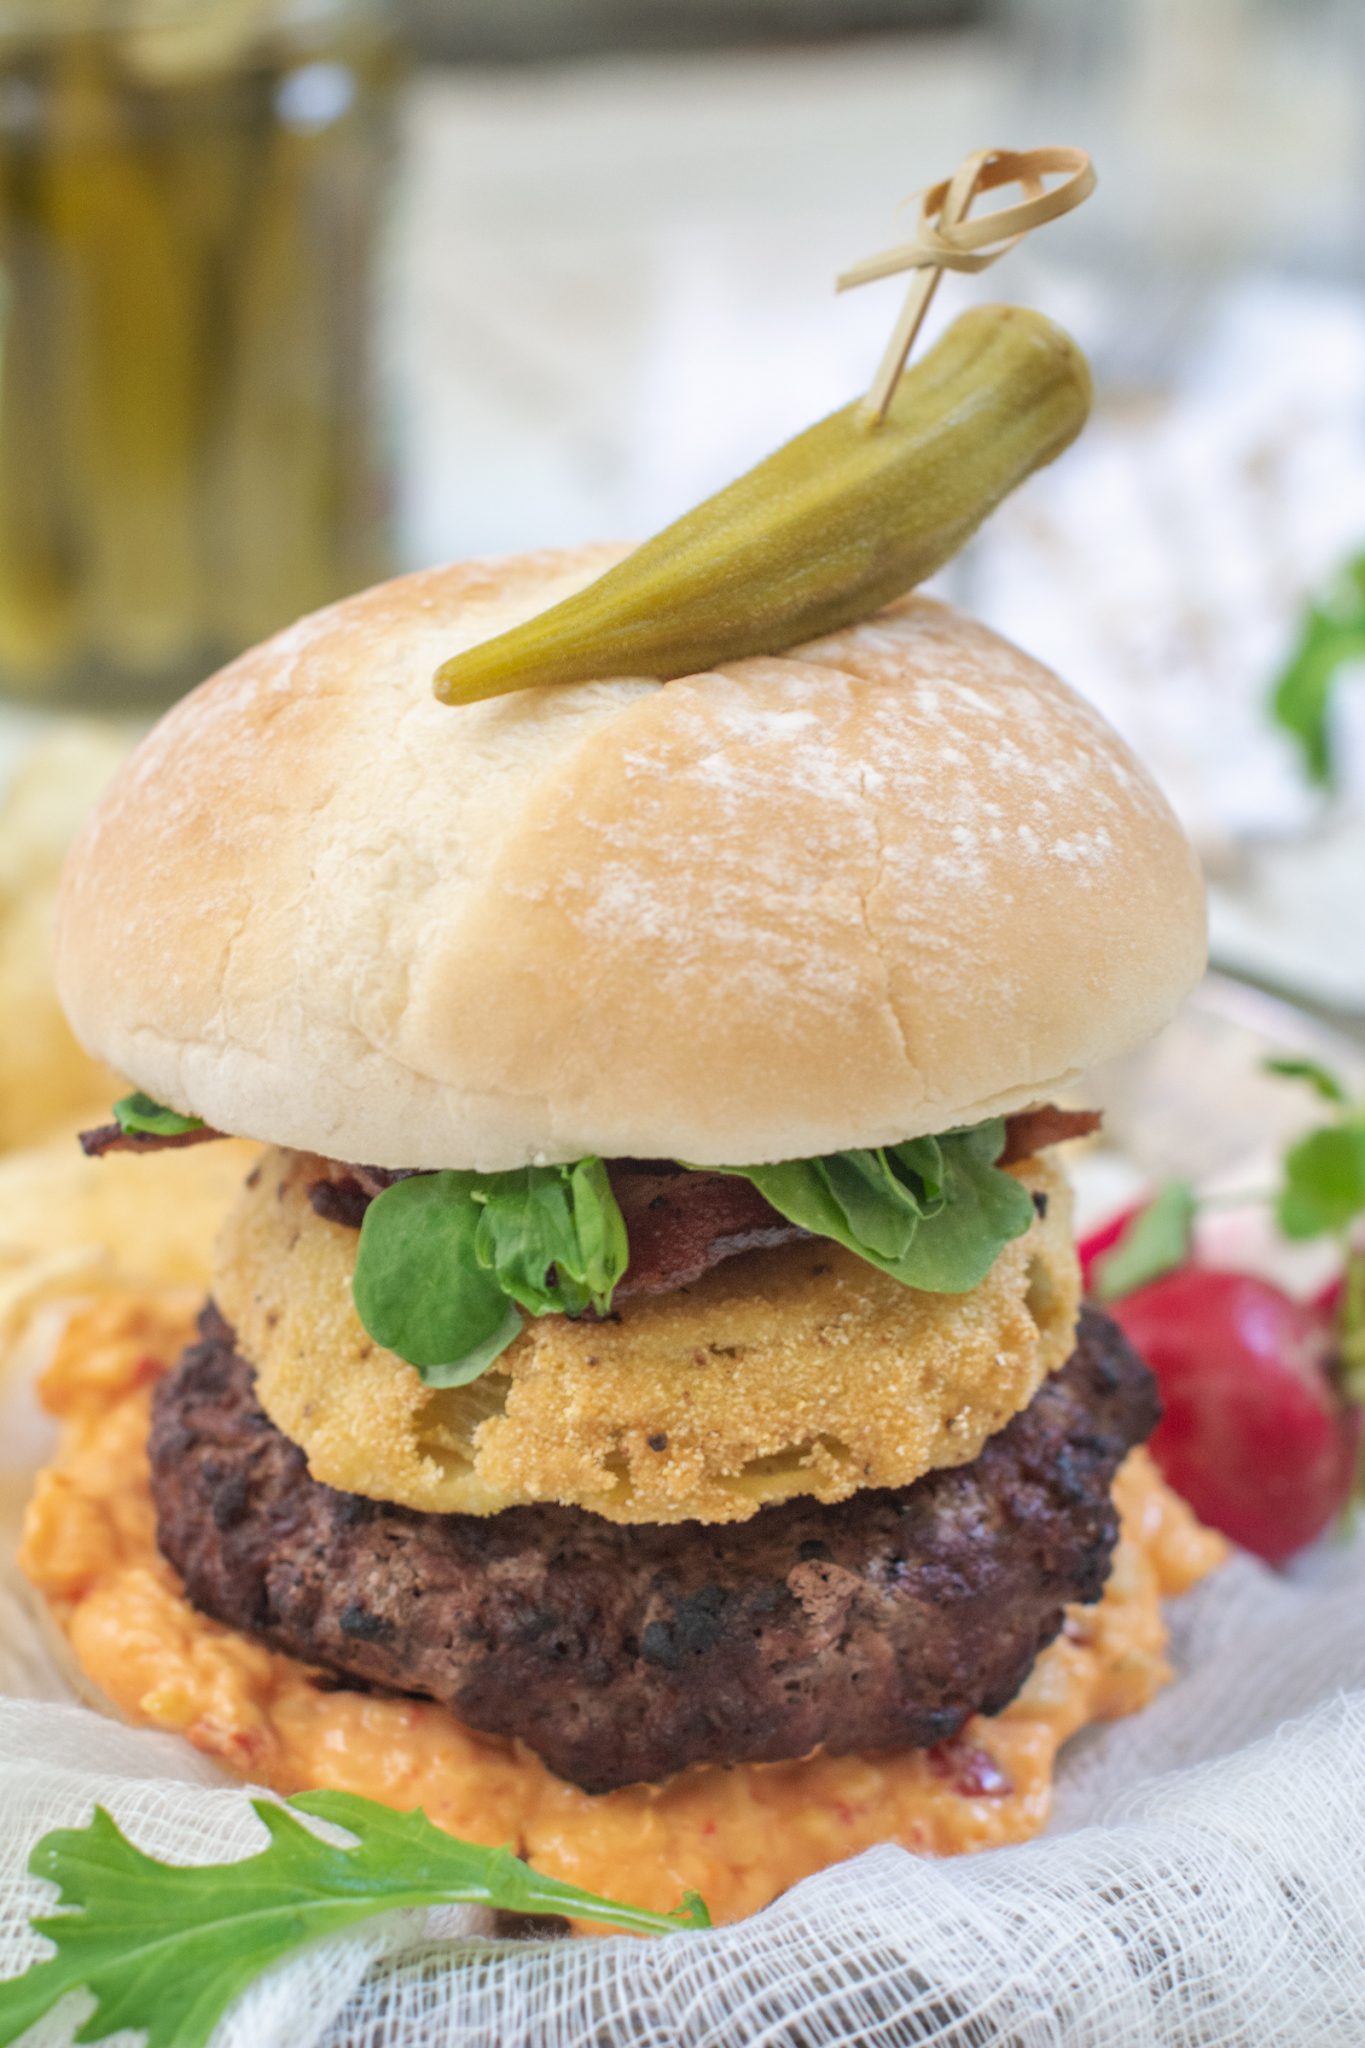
[{"left": 26, "top": 540, "right": 1221, "bottom": 1926}]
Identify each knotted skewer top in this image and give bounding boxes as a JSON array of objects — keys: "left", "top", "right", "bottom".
[{"left": 840, "top": 145, "right": 1096, "bottom": 427}]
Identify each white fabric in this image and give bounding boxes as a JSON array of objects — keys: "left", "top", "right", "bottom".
[{"left": 3, "top": 1525, "right": 1364, "bottom": 2045}]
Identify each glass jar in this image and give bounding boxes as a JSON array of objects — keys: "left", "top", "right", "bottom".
[{"left": 0, "top": 0, "right": 399, "bottom": 708}]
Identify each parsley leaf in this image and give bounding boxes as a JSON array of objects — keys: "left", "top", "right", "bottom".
[
  {"left": 0, "top": 1792, "right": 709, "bottom": 2048},
  {"left": 1092, "top": 1180, "right": 1198, "bottom": 1301},
  {"left": 353, "top": 1161, "right": 629, "bottom": 1384},
  {"left": 112, "top": 1093, "right": 204, "bottom": 1139},
  {"left": 1270, "top": 551, "right": 1365, "bottom": 788},
  {"left": 712, "top": 1118, "right": 1036, "bottom": 1295}
]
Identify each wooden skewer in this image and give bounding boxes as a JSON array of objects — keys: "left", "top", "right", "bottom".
[{"left": 843, "top": 145, "right": 1096, "bottom": 428}]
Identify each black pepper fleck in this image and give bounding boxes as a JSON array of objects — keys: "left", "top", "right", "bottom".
[{"left": 339, "top": 1604, "right": 394, "bottom": 1643}]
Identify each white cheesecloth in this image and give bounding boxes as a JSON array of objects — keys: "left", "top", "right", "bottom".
[{"left": 1, "top": 1496, "right": 1362, "bottom": 2046}]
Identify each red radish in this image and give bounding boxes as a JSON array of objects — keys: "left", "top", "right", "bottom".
[
  {"left": 1100, "top": 1266, "right": 1356, "bottom": 1564},
  {"left": 1315, "top": 1273, "right": 1344, "bottom": 1319}
]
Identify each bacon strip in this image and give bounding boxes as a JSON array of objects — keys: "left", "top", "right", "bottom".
[
  {"left": 608, "top": 1166, "right": 808, "bottom": 1299},
  {"left": 999, "top": 1105, "right": 1101, "bottom": 1166},
  {"left": 78, "top": 1120, "right": 224, "bottom": 1159}
]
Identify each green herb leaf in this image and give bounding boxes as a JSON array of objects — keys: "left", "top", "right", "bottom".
[
  {"left": 354, "top": 1172, "right": 524, "bottom": 1385},
  {"left": 713, "top": 1118, "right": 1036, "bottom": 1295},
  {"left": 1093, "top": 1180, "right": 1198, "bottom": 1302},
  {"left": 112, "top": 1091, "right": 204, "bottom": 1139},
  {"left": 1270, "top": 551, "right": 1365, "bottom": 788},
  {"left": 353, "top": 1161, "right": 629, "bottom": 1384},
  {"left": 474, "top": 1158, "right": 628, "bottom": 1317},
  {"left": 0, "top": 1792, "right": 709, "bottom": 2048},
  {"left": 1276, "top": 1124, "right": 1365, "bottom": 1241},
  {"left": 1263, "top": 1056, "right": 1351, "bottom": 1107}
]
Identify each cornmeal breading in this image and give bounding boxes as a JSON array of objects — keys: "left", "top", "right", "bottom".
[{"left": 213, "top": 1148, "right": 1079, "bottom": 1525}]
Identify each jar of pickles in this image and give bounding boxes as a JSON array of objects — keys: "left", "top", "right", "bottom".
[{"left": 0, "top": 0, "right": 398, "bottom": 708}]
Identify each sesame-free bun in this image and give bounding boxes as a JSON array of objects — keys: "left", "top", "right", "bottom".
[{"left": 55, "top": 545, "right": 1205, "bottom": 1171}]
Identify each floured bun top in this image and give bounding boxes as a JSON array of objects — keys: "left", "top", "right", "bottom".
[{"left": 55, "top": 544, "right": 1205, "bottom": 1171}]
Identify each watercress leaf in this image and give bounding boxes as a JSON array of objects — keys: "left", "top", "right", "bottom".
[
  {"left": 568, "top": 1156, "right": 630, "bottom": 1307},
  {"left": 476, "top": 1168, "right": 586, "bottom": 1315},
  {"left": 883, "top": 1121, "right": 1036, "bottom": 1293},
  {"left": 713, "top": 1118, "right": 1033, "bottom": 1297},
  {"left": 1276, "top": 1124, "right": 1365, "bottom": 1241},
  {"left": 0, "top": 1792, "right": 707, "bottom": 2048},
  {"left": 1264, "top": 1056, "right": 1351, "bottom": 1107},
  {"left": 475, "top": 1159, "right": 628, "bottom": 1317},
  {"left": 820, "top": 1150, "right": 923, "bottom": 1260},
  {"left": 720, "top": 1156, "right": 859, "bottom": 1251},
  {"left": 889, "top": 1134, "right": 948, "bottom": 1213},
  {"left": 1270, "top": 551, "right": 1365, "bottom": 789},
  {"left": 1093, "top": 1180, "right": 1198, "bottom": 1301},
  {"left": 112, "top": 1091, "right": 204, "bottom": 1138},
  {"left": 353, "top": 1173, "right": 523, "bottom": 1385},
  {"left": 718, "top": 1150, "right": 923, "bottom": 1266}
]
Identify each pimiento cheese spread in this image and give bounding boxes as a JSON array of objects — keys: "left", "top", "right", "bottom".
[{"left": 21, "top": 1291, "right": 1224, "bottom": 1929}]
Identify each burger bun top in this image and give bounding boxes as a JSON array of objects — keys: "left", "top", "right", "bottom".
[{"left": 55, "top": 545, "right": 1206, "bottom": 1170}]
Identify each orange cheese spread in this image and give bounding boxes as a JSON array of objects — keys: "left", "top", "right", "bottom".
[{"left": 20, "top": 1292, "right": 1225, "bottom": 1929}]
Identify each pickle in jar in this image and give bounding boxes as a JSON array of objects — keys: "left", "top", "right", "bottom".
[
  {"left": 45, "top": 31, "right": 203, "bottom": 674},
  {"left": 0, "top": 125, "right": 78, "bottom": 683},
  {"left": 0, "top": 3, "right": 393, "bottom": 708}
]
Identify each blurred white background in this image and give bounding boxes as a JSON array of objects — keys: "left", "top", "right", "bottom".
[{"left": 382, "top": 0, "right": 1365, "bottom": 1024}]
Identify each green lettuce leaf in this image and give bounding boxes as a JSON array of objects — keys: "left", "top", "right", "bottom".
[
  {"left": 0, "top": 1791, "right": 709, "bottom": 2048},
  {"left": 112, "top": 1092, "right": 204, "bottom": 1138},
  {"left": 712, "top": 1117, "right": 1035, "bottom": 1294}
]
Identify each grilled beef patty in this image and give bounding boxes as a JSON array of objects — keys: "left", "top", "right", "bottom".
[{"left": 149, "top": 1303, "right": 1156, "bottom": 1793}]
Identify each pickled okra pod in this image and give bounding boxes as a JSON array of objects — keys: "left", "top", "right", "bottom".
[{"left": 434, "top": 303, "right": 1092, "bottom": 706}]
